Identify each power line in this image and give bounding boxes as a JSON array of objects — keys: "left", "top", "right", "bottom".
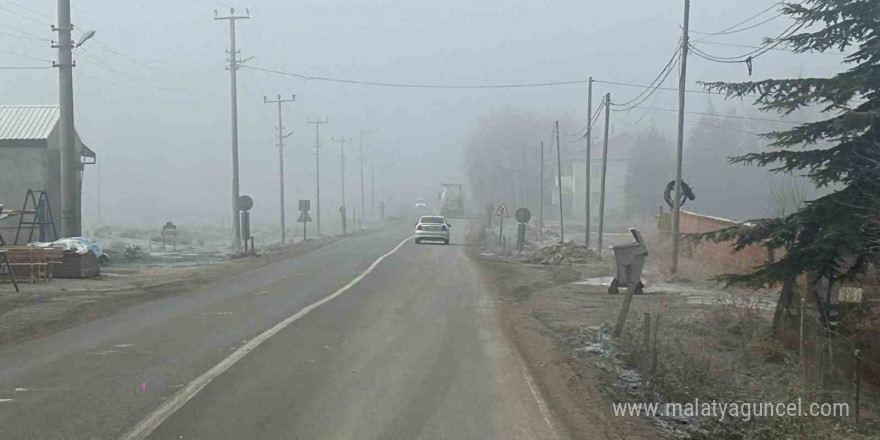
[
  {"left": 0, "top": 48, "right": 51, "bottom": 63},
  {"left": 0, "top": 22, "right": 51, "bottom": 41},
  {"left": 240, "top": 64, "right": 591, "bottom": 89},
  {"left": 592, "top": 79, "right": 726, "bottom": 96},
  {"left": 691, "top": 2, "right": 784, "bottom": 40},
  {"left": 612, "top": 42, "right": 680, "bottom": 107},
  {"left": 634, "top": 106, "right": 804, "bottom": 124},
  {"left": 0, "top": 30, "right": 44, "bottom": 41},
  {"left": 1, "top": 0, "right": 53, "bottom": 21},
  {"left": 0, "top": 65, "right": 51, "bottom": 69},
  {"left": 692, "top": 12, "right": 783, "bottom": 38},
  {"left": 0, "top": 5, "right": 51, "bottom": 26},
  {"left": 611, "top": 57, "right": 679, "bottom": 112}
]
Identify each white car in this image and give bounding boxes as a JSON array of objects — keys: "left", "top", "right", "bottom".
[{"left": 414, "top": 215, "right": 451, "bottom": 245}]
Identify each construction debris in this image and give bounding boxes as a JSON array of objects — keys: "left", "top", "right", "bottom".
[{"left": 524, "top": 241, "right": 601, "bottom": 266}]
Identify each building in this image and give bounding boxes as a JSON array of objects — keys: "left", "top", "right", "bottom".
[
  {"left": 553, "top": 158, "right": 627, "bottom": 222},
  {"left": 0, "top": 105, "right": 96, "bottom": 244}
]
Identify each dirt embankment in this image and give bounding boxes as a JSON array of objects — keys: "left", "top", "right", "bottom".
[
  {"left": 0, "top": 235, "right": 346, "bottom": 350},
  {"left": 472, "top": 240, "right": 880, "bottom": 439},
  {"left": 472, "top": 251, "right": 665, "bottom": 440}
]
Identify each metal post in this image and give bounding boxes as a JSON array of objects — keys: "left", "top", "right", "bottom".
[
  {"left": 307, "top": 117, "right": 328, "bottom": 235},
  {"left": 555, "top": 121, "right": 564, "bottom": 243},
  {"left": 264, "top": 94, "right": 295, "bottom": 244},
  {"left": 539, "top": 141, "right": 544, "bottom": 238},
  {"left": 598, "top": 93, "right": 611, "bottom": 255},
  {"left": 671, "top": 0, "right": 690, "bottom": 275},
  {"left": 585, "top": 77, "right": 593, "bottom": 248},
  {"left": 55, "top": 0, "right": 79, "bottom": 238},
  {"left": 215, "top": 8, "right": 249, "bottom": 249},
  {"left": 371, "top": 163, "right": 375, "bottom": 215}
]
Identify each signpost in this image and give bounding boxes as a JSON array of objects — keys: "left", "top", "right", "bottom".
[
  {"left": 514, "top": 208, "right": 531, "bottom": 252},
  {"left": 238, "top": 195, "right": 254, "bottom": 254},
  {"left": 161, "top": 221, "right": 178, "bottom": 251},
  {"left": 298, "top": 199, "right": 312, "bottom": 241},
  {"left": 494, "top": 203, "right": 510, "bottom": 242}
]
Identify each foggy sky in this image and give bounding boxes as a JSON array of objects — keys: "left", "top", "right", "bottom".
[{"left": 0, "top": 0, "right": 844, "bottom": 229}]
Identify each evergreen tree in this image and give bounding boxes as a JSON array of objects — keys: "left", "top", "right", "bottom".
[
  {"left": 623, "top": 125, "right": 674, "bottom": 218},
  {"left": 694, "top": 0, "right": 880, "bottom": 330}
]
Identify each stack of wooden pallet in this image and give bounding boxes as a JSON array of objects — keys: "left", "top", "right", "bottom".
[
  {"left": 54, "top": 249, "right": 99, "bottom": 279},
  {"left": 1, "top": 247, "right": 63, "bottom": 283}
]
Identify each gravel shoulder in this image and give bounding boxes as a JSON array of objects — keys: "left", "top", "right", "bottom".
[
  {"left": 0, "top": 234, "right": 351, "bottom": 349},
  {"left": 471, "top": 250, "right": 672, "bottom": 440}
]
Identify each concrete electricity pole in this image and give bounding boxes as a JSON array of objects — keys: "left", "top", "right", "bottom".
[
  {"left": 54, "top": 0, "right": 83, "bottom": 238},
  {"left": 671, "top": 0, "right": 691, "bottom": 275},
  {"left": 555, "top": 121, "right": 564, "bottom": 243},
  {"left": 332, "top": 136, "right": 353, "bottom": 235},
  {"left": 358, "top": 130, "right": 374, "bottom": 228},
  {"left": 215, "top": 7, "right": 249, "bottom": 250},
  {"left": 585, "top": 77, "right": 593, "bottom": 249},
  {"left": 307, "top": 117, "right": 328, "bottom": 235},
  {"left": 598, "top": 93, "right": 611, "bottom": 255},
  {"left": 371, "top": 163, "right": 375, "bottom": 215},
  {"left": 264, "top": 94, "right": 295, "bottom": 244},
  {"left": 539, "top": 141, "right": 544, "bottom": 237}
]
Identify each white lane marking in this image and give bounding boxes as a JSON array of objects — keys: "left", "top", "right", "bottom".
[
  {"left": 119, "top": 235, "right": 414, "bottom": 440},
  {"left": 522, "top": 366, "right": 559, "bottom": 439},
  {"left": 0, "top": 399, "right": 13, "bottom": 403},
  {"left": 115, "top": 344, "right": 135, "bottom": 348}
]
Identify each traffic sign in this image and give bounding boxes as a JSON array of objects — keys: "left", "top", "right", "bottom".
[
  {"left": 297, "top": 211, "right": 312, "bottom": 223},
  {"left": 515, "top": 207, "right": 531, "bottom": 223},
  {"left": 299, "top": 199, "right": 310, "bottom": 211},
  {"left": 494, "top": 203, "right": 510, "bottom": 217},
  {"left": 238, "top": 195, "right": 254, "bottom": 212}
]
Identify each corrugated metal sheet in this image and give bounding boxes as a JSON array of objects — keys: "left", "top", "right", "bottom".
[{"left": 0, "top": 105, "right": 59, "bottom": 140}]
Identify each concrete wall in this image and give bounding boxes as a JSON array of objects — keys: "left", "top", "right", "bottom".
[
  {"left": 0, "top": 139, "right": 48, "bottom": 244},
  {"left": 673, "top": 210, "right": 771, "bottom": 272}
]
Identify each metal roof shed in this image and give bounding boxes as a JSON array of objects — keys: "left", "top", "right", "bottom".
[{"left": 0, "top": 105, "right": 96, "bottom": 244}]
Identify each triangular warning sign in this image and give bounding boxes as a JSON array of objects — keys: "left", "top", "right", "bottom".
[
  {"left": 494, "top": 203, "right": 510, "bottom": 217},
  {"left": 297, "top": 211, "right": 313, "bottom": 223}
]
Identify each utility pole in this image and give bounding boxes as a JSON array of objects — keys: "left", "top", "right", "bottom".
[
  {"left": 54, "top": 0, "right": 79, "bottom": 238},
  {"left": 358, "top": 130, "right": 373, "bottom": 227},
  {"left": 555, "top": 121, "right": 564, "bottom": 243},
  {"left": 215, "top": 7, "right": 249, "bottom": 250},
  {"left": 539, "top": 141, "right": 544, "bottom": 238},
  {"left": 264, "top": 94, "right": 295, "bottom": 244},
  {"left": 332, "top": 136, "right": 353, "bottom": 235},
  {"left": 671, "top": 0, "right": 691, "bottom": 275},
  {"left": 598, "top": 93, "right": 611, "bottom": 256},
  {"left": 585, "top": 77, "right": 593, "bottom": 249},
  {"left": 371, "top": 163, "right": 375, "bottom": 215},
  {"left": 307, "top": 117, "right": 328, "bottom": 235},
  {"left": 96, "top": 158, "right": 101, "bottom": 226},
  {"left": 521, "top": 144, "right": 528, "bottom": 209}
]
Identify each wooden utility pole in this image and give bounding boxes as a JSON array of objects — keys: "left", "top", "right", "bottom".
[
  {"left": 264, "top": 94, "right": 295, "bottom": 244},
  {"left": 671, "top": 0, "right": 690, "bottom": 274},
  {"left": 585, "top": 77, "right": 593, "bottom": 248},
  {"left": 598, "top": 93, "right": 611, "bottom": 255},
  {"left": 556, "top": 121, "right": 564, "bottom": 243}
]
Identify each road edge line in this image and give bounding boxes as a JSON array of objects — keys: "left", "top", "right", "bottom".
[{"left": 119, "top": 235, "right": 414, "bottom": 440}]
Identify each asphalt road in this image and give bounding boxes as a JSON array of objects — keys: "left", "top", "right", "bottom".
[{"left": 0, "top": 220, "right": 559, "bottom": 440}]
